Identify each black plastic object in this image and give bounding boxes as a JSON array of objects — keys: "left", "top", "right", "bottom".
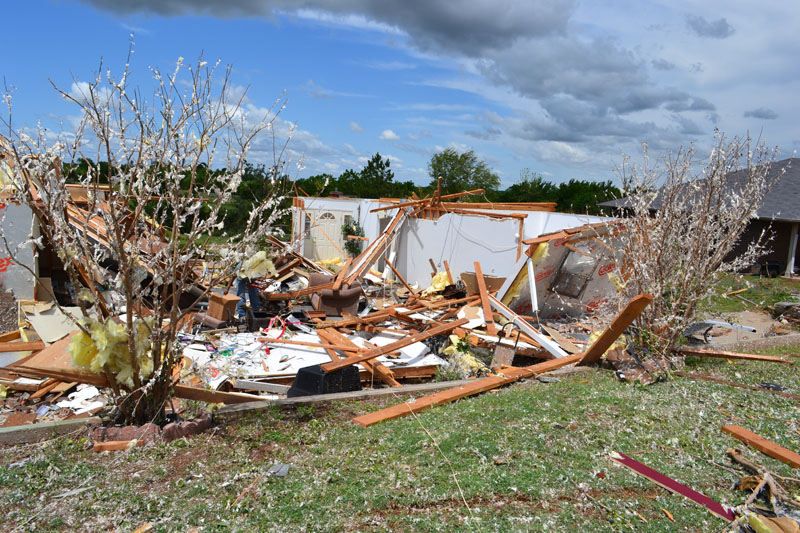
[{"left": 287, "top": 364, "right": 362, "bottom": 398}]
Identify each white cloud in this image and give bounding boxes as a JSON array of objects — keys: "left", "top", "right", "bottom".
[
  {"left": 379, "top": 129, "right": 400, "bottom": 140},
  {"left": 349, "top": 121, "right": 364, "bottom": 132}
]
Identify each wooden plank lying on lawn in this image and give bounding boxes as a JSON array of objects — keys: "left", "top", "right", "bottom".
[
  {"left": 93, "top": 440, "right": 146, "bottom": 452},
  {"left": 721, "top": 425, "right": 800, "bottom": 468},
  {"left": 172, "top": 384, "right": 265, "bottom": 404},
  {"left": 321, "top": 318, "right": 469, "bottom": 373},
  {"left": 609, "top": 451, "right": 735, "bottom": 521},
  {"left": 578, "top": 294, "right": 654, "bottom": 366},
  {"left": 679, "top": 347, "right": 791, "bottom": 364},
  {"left": 673, "top": 372, "right": 800, "bottom": 401},
  {"left": 352, "top": 353, "right": 582, "bottom": 427}
]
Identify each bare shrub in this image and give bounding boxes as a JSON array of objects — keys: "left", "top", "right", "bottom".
[{"left": 606, "top": 132, "right": 782, "bottom": 355}]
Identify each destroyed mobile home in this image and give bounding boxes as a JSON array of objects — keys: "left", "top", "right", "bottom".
[{"left": 2, "top": 171, "right": 800, "bottom": 527}]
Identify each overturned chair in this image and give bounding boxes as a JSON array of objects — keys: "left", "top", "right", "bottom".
[{"left": 308, "top": 272, "right": 363, "bottom": 317}]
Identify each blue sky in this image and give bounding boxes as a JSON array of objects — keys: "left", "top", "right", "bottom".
[{"left": 2, "top": 1, "right": 799, "bottom": 188}]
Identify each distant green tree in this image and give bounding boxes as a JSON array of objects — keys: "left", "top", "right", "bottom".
[
  {"left": 427, "top": 148, "right": 500, "bottom": 198},
  {"left": 553, "top": 179, "right": 620, "bottom": 215},
  {"left": 498, "top": 169, "right": 557, "bottom": 203},
  {"left": 359, "top": 153, "right": 394, "bottom": 194}
]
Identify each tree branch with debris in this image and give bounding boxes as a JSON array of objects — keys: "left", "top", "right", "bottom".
[{"left": 1, "top": 49, "right": 294, "bottom": 425}]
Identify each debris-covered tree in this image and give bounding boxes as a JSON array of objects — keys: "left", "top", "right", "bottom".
[
  {"left": 1, "top": 52, "right": 293, "bottom": 425},
  {"left": 606, "top": 132, "right": 782, "bottom": 356}
]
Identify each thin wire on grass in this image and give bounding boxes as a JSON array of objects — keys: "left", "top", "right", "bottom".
[{"left": 393, "top": 391, "right": 476, "bottom": 527}]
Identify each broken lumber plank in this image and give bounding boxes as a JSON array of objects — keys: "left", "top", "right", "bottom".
[
  {"left": 172, "top": 384, "right": 264, "bottom": 404},
  {"left": 473, "top": 262, "right": 497, "bottom": 336},
  {"left": 721, "top": 425, "right": 800, "bottom": 468},
  {"left": 258, "top": 337, "right": 363, "bottom": 353},
  {"left": 332, "top": 258, "right": 353, "bottom": 292},
  {"left": 609, "top": 452, "right": 735, "bottom": 521},
  {"left": 321, "top": 318, "right": 469, "bottom": 373},
  {"left": 93, "top": 440, "right": 146, "bottom": 452},
  {"left": 317, "top": 328, "right": 400, "bottom": 387},
  {"left": 352, "top": 353, "right": 583, "bottom": 427},
  {"left": 673, "top": 372, "right": 800, "bottom": 401},
  {"left": 679, "top": 347, "right": 791, "bottom": 364},
  {"left": 384, "top": 258, "right": 418, "bottom": 296},
  {"left": 29, "top": 379, "right": 62, "bottom": 400},
  {"left": 578, "top": 294, "right": 654, "bottom": 366},
  {"left": 428, "top": 258, "right": 437, "bottom": 278},
  {"left": 370, "top": 189, "right": 485, "bottom": 212},
  {"left": 0, "top": 341, "right": 46, "bottom": 353},
  {"left": 263, "top": 282, "right": 336, "bottom": 301},
  {"left": 443, "top": 260, "right": 454, "bottom": 285},
  {"left": 0, "top": 330, "right": 22, "bottom": 343}
]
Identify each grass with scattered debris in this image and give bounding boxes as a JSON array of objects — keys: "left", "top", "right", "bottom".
[
  {"left": 2, "top": 346, "right": 800, "bottom": 532},
  {"left": 704, "top": 273, "right": 799, "bottom": 315}
]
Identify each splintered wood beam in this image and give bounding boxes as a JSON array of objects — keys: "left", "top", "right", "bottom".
[
  {"left": 173, "top": 384, "right": 264, "bottom": 404},
  {"left": 352, "top": 353, "right": 583, "bottom": 426},
  {"left": 428, "top": 258, "right": 437, "bottom": 278},
  {"left": 369, "top": 189, "right": 485, "bottom": 212},
  {"left": 332, "top": 258, "right": 353, "bottom": 291},
  {"left": 722, "top": 425, "right": 800, "bottom": 468},
  {"left": 443, "top": 260, "right": 454, "bottom": 285},
  {"left": 93, "top": 440, "right": 146, "bottom": 453},
  {"left": 258, "top": 337, "right": 363, "bottom": 353},
  {"left": 0, "top": 341, "right": 46, "bottom": 353},
  {"left": 384, "top": 258, "right": 418, "bottom": 296},
  {"left": 679, "top": 347, "right": 791, "bottom": 364},
  {"left": 609, "top": 452, "right": 735, "bottom": 521},
  {"left": 0, "top": 330, "right": 22, "bottom": 343},
  {"left": 264, "top": 282, "right": 335, "bottom": 301},
  {"left": 578, "top": 294, "right": 654, "bottom": 365},
  {"left": 321, "top": 318, "right": 469, "bottom": 373},
  {"left": 473, "top": 262, "right": 496, "bottom": 336},
  {"left": 318, "top": 329, "right": 400, "bottom": 387}
]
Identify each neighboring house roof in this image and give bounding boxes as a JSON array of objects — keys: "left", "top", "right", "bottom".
[{"left": 599, "top": 158, "right": 800, "bottom": 222}]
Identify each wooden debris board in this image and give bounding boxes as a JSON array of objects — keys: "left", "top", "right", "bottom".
[
  {"left": 321, "top": 318, "right": 469, "bottom": 373},
  {"left": 473, "top": 262, "right": 497, "bottom": 336},
  {"left": 674, "top": 372, "right": 800, "bottom": 401},
  {"left": 93, "top": 440, "right": 145, "bottom": 453},
  {"left": 609, "top": 451, "right": 735, "bottom": 521},
  {"left": 722, "top": 425, "right": 800, "bottom": 468},
  {"left": 29, "top": 379, "right": 62, "bottom": 400},
  {"left": 578, "top": 294, "right": 653, "bottom": 366},
  {"left": 318, "top": 328, "right": 400, "bottom": 387},
  {"left": 352, "top": 353, "right": 582, "bottom": 427},
  {"left": 0, "top": 341, "right": 45, "bottom": 353},
  {"left": 172, "top": 385, "right": 264, "bottom": 405},
  {"left": 679, "top": 347, "right": 791, "bottom": 364}
]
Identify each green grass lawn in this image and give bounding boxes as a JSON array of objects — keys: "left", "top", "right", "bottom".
[{"left": 3, "top": 345, "right": 800, "bottom": 532}]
